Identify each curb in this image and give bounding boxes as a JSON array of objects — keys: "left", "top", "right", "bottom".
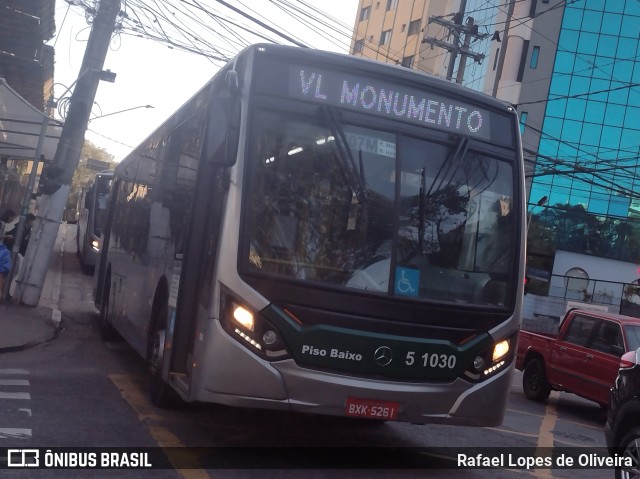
[
  {"left": 0, "top": 316, "right": 64, "bottom": 354},
  {"left": 0, "top": 223, "right": 67, "bottom": 353}
]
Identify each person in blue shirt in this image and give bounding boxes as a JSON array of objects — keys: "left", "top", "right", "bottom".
[{"left": 0, "top": 221, "right": 11, "bottom": 299}]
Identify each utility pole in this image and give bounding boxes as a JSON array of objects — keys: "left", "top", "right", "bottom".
[
  {"left": 422, "top": 0, "right": 490, "bottom": 84},
  {"left": 14, "top": 0, "right": 121, "bottom": 306}
]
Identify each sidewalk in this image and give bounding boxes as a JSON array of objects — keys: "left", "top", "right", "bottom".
[{"left": 0, "top": 223, "right": 69, "bottom": 352}]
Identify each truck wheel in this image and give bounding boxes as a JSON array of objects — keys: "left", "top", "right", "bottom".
[{"left": 523, "top": 358, "right": 551, "bottom": 402}]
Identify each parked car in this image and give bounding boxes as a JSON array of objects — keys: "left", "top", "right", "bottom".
[
  {"left": 605, "top": 347, "right": 640, "bottom": 478},
  {"left": 517, "top": 309, "right": 640, "bottom": 407}
]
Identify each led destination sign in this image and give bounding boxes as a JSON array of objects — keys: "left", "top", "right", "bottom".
[{"left": 288, "top": 66, "right": 500, "bottom": 142}]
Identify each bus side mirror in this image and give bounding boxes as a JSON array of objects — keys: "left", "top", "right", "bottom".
[
  {"left": 84, "top": 186, "right": 94, "bottom": 209},
  {"left": 203, "top": 70, "right": 241, "bottom": 168},
  {"left": 226, "top": 70, "right": 239, "bottom": 95}
]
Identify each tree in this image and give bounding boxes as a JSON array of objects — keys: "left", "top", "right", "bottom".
[{"left": 64, "top": 140, "right": 116, "bottom": 222}]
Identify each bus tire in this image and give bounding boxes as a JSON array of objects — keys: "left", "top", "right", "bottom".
[
  {"left": 522, "top": 357, "right": 551, "bottom": 402},
  {"left": 147, "top": 300, "right": 181, "bottom": 408},
  {"left": 99, "top": 276, "right": 118, "bottom": 341}
]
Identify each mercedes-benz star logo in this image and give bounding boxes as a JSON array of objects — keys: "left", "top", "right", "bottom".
[{"left": 374, "top": 346, "right": 393, "bottom": 366}]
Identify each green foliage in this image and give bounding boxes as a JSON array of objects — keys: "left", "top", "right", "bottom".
[
  {"left": 64, "top": 140, "right": 116, "bottom": 221},
  {"left": 528, "top": 202, "right": 640, "bottom": 263},
  {"left": 72, "top": 141, "right": 115, "bottom": 191}
]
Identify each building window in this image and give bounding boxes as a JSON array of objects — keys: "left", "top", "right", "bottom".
[
  {"left": 353, "top": 39, "right": 364, "bottom": 54},
  {"left": 519, "top": 112, "right": 528, "bottom": 135},
  {"left": 360, "top": 6, "right": 371, "bottom": 21},
  {"left": 517, "top": 39, "right": 530, "bottom": 82},
  {"left": 407, "top": 19, "right": 421, "bottom": 36},
  {"left": 530, "top": 46, "right": 540, "bottom": 69},
  {"left": 386, "top": 0, "right": 398, "bottom": 11},
  {"left": 380, "top": 30, "right": 392, "bottom": 46},
  {"left": 401, "top": 56, "right": 414, "bottom": 68},
  {"left": 565, "top": 267, "right": 589, "bottom": 292}
]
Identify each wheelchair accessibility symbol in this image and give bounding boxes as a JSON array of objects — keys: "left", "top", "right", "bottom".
[{"left": 395, "top": 267, "right": 419, "bottom": 297}]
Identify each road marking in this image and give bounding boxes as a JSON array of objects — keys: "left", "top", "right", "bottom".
[
  {"left": 0, "top": 427, "right": 32, "bottom": 439},
  {"left": 484, "top": 426, "right": 540, "bottom": 439},
  {"left": 0, "top": 380, "right": 29, "bottom": 386},
  {"left": 533, "top": 391, "right": 559, "bottom": 479},
  {"left": 508, "top": 406, "right": 604, "bottom": 431},
  {"left": 506, "top": 407, "right": 546, "bottom": 418},
  {"left": 0, "top": 370, "right": 32, "bottom": 440},
  {"left": 109, "top": 374, "right": 210, "bottom": 479},
  {"left": 0, "top": 392, "right": 30, "bottom": 400}
]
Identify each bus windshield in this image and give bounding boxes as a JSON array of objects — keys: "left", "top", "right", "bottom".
[
  {"left": 93, "top": 175, "right": 111, "bottom": 237},
  {"left": 244, "top": 108, "right": 516, "bottom": 308}
]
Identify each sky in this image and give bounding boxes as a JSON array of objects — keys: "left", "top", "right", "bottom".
[{"left": 49, "top": 0, "right": 360, "bottom": 162}]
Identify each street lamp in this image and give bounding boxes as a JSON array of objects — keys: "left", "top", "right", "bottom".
[{"left": 89, "top": 104, "right": 154, "bottom": 121}]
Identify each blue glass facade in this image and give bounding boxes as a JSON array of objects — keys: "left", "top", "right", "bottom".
[
  {"left": 528, "top": 1, "right": 640, "bottom": 263},
  {"left": 461, "top": 0, "right": 498, "bottom": 92}
]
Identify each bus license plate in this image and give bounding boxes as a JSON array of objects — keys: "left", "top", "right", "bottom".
[{"left": 345, "top": 397, "right": 399, "bottom": 420}]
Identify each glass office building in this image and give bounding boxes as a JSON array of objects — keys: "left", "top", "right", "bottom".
[{"left": 527, "top": 1, "right": 640, "bottom": 264}]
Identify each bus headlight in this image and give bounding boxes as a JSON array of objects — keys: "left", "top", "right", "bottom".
[
  {"left": 463, "top": 333, "right": 517, "bottom": 382},
  {"left": 232, "top": 304, "right": 254, "bottom": 331},
  {"left": 220, "top": 291, "right": 290, "bottom": 360},
  {"left": 492, "top": 339, "right": 510, "bottom": 362}
]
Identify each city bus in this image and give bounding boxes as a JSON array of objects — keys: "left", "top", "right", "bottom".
[
  {"left": 77, "top": 170, "right": 113, "bottom": 270},
  {"left": 94, "top": 44, "right": 525, "bottom": 426}
]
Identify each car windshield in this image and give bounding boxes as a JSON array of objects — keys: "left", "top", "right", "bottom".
[{"left": 243, "top": 108, "right": 517, "bottom": 307}]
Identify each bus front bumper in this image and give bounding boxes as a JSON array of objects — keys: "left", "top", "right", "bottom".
[
  {"left": 194, "top": 321, "right": 513, "bottom": 427},
  {"left": 272, "top": 359, "right": 512, "bottom": 426}
]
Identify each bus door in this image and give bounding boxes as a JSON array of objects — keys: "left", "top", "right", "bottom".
[
  {"left": 167, "top": 71, "right": 240, "bottom": 384},
  {"left": 168, "top": 161, "right": 227, "bottom": 380}
]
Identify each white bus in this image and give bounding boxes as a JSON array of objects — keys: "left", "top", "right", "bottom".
[
  {"left": 94, "top": 44, "right": 525, "bottom": 426},
  {"left": 76, "top": 170, "right": 112, "bottom": 271}
]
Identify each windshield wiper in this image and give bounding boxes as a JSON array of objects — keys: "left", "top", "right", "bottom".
[
  {"left": 321, "top": 106, "right": 368, "bottom": 207},
  {"left": 426, "top": 135, "right": 469, "bottom": 198}
]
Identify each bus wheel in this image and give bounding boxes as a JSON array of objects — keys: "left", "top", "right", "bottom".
[
  {"left": 522, "top": 358, "right": 551, "bottom": 402},
  {"left": 147, "top": 303, "right": 181, "bottom": 408},
  {"left": 99, "top": 278, "right": 118, "bottom": 341}
]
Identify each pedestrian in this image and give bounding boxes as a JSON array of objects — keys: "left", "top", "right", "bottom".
[
  {"left": 9, "top": 213, "right": 36, "bottom": 298},
  {"left": 1, "top": 209, "right": 18, "bottom": 252},
  {"left": 0, "top": 221, "right": 11, "bottom": 299}
]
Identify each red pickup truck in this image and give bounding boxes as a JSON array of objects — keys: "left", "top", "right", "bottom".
[{"left": 516, "top": 309, "right": 640, "bottom": 408}]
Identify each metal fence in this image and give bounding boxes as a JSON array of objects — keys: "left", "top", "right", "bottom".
[{"left": 533, "top": 274, "right": 640, "bottom": 318}]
